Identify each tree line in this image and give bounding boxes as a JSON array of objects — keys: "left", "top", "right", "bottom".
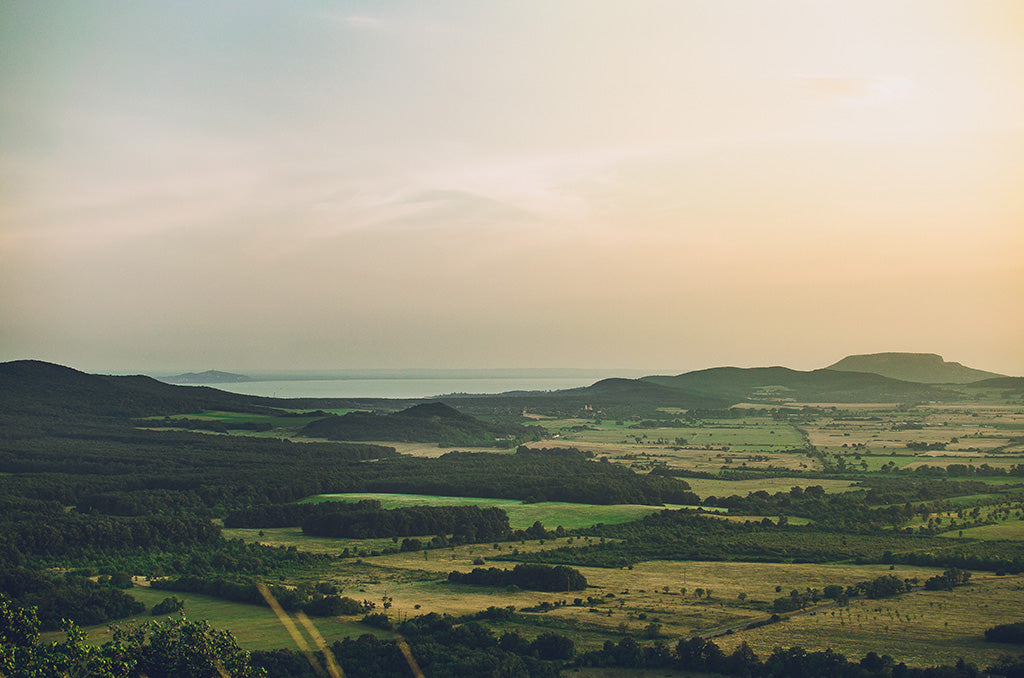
[
  {"left": 447, "top": 564, "right": 587, "bottom": 592},
  {"left": 300, "top": 504, "right": 512, "bottom": 541}
]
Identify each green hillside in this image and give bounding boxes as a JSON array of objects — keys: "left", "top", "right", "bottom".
[
  {"left": 641, "top": 365, "right": 956, "bottom": 404},
  {"left": 299, "top": 401, "right": 541, "bottom": 446},
  {"left": 0, "top": 360, "right": 269, "bottom": 419}
]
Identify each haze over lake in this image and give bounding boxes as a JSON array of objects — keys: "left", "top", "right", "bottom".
[{"left": 160, "top": 369, "right": 650, "bottom": 399}]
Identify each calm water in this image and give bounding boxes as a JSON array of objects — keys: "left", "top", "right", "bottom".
[{"left": 178, "top": 370, "right": 649, "bottom": 399}]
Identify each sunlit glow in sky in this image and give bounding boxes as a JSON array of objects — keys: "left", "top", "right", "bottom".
[{"left": 2, "top": 1, "right": 1022, "bottom": 374}]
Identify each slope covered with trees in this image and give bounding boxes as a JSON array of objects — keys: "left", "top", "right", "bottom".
[{"left": 299, "top": 401, "right": 543, "bottom": 446}]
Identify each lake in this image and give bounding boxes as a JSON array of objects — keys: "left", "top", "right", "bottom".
[{"left": 172, "top": 369, "right": 651, "bottom": 399}]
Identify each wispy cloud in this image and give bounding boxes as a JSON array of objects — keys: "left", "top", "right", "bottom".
[
  {"left": 796, "top": 75, "right": 913, "bottom": 103},
  {"left": 331, "top": 15, "right": 383, "bottom": 30}
]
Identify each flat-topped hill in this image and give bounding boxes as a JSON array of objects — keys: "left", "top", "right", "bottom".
[{"left": 826, "top": 352, "right": 1005, "bottom": 384}]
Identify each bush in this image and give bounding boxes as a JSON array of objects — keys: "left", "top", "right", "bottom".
[
  {"left": 984, "top": 621, "right": 1024, "bottom": 644},
  {"left": 151, "top": 596, "right": 185, "bottom": 616},
  {"left": 361, "top": 612, "right": 393, "bottom": 630},
  {"left": 531, "top": 632, "right": 574, "bottom": 660},
  {"left": 304, "top": 595, "right": 363, "bottom": 617}
]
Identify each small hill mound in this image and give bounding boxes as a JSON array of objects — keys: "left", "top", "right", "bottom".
[
  {"left": 826, "top": 353, "right": 1004, "bottom": 384},
  {"left": 399, "top": 401, "right": 475, "bottom": 421}
]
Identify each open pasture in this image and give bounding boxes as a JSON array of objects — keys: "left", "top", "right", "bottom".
[
  {"left": 537, "top": 417, "right": 805, "bottom": 453},
  {"left": 714, "top": 571, "right": 1024, "bottom": 669},
  {"left": 684, "top": 477, "right": 857, "bottom": 500},
  {"left": 521, "top": 441, "right": 817, "bottom": 474},
  {"left": 42, "top": 583, "right": 384, "bottom": 651},
  {"left": 218, "top": 521, "right": 1023, "bottom": 668},
  {"left": 945, "top": 520, "right": 1024, "bottom": 540},
  {"left": 310, "top": 551, "right": 1019, "bottom": 667},
  {"left": 803, "top": 404, "right": 1024, "bottom": 457}
]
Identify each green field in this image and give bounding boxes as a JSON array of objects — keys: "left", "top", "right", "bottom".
[
  {"left": 535, "top": 418, "right": 805, "bottom": 452},
  {"left": 41, "top": 583, "right": 385, "bottom": 651},
  {"left": 104, "top": 547, "right": 1024, "bottom": 669},
  {"left": 714, "top": 571, "right": 1024, "bottom": 668},
  {"left": 940, "top": 519, "right": 1024, "bottom": 541},
  {"left": 683, "top": 477, "right": 857, "bottom": 499},
  {"left": 302, "top": 492, "right": 682, "bottom": 530}
]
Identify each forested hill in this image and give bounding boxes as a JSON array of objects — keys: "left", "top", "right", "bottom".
[
  {"left": 641, "top": 366, "right": 957, "bottom": 404},
  {"left": 0, "top": 360, "right": 405, "bottom": 419},
  {"left": 966, "top": 376, "right": 1024, "bottom": 393},
  {"left": 826, "top": 352, "right": 1006, "bottom": 384},
  {"left": 299, "top": 401, "right": 542, "bottom": 447},
  {"left": 0, "top": 360, "right": 273, "bottom": 419},
  {"left": 555, "top": 377, "right": 731, "bottom": 409}
]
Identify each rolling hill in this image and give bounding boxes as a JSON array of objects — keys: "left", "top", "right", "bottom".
[
  {"left": 641, "top": 366, "right": 957, "bottom": 404},
  {"left": 0, "top": 360, "right": 268, "bottom": 419},
  {"left": 298, "top": 401, "right": 540, "bottom": 446}
]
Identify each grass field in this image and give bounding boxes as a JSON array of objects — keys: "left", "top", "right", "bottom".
[
  {"left": 217, "top": 521, "right": 1024, "bottom": 668},
  {"left": 535, "top": 418, "right": 806, "bottom": 453},
  {"left": 684, "top": 477, "right": 857, "bottom": 499},
  {"left": 714, "top": 571, "right": 1024, "bottom": 668},
  {"left": 41, "top": 583, "right": 385, "bottom": 651}
]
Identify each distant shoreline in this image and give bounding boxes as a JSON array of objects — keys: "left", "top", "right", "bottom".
[{"left": 150, "top": 369, "right": 651, "bottom": 399}]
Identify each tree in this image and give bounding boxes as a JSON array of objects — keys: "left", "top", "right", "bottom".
[
  {"left": 3, "top": 598, "right": 263, "bottom": 678},
  {"left": 110, "top": 616, "right": 263, "bottom": 678},
  {"left": 531, "top": 632, "right": 574, "bottom": 660},
  {"left": 0, "top": 593, "right": 38, "bottom": 647},
  {"left": 676, "top": 636, "right": 724, "bottom": 672}
]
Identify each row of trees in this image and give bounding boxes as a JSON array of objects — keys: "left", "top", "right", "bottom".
[
  {"left": 448, "top": 564, "right": 588, "bottom": 592},
  {"left": 223, "top": 499, "right": 382, "bottom": 528},
  {"left": 578, "top": 634, "right": 1009, "bottom": 678},
  {"left": 300, "top": 505, "right": 512, "bottom": 541},
  {"left": 150, "top": 576, "right": 373, "bottom": 617}
]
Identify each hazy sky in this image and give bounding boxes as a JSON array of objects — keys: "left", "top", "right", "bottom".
[{"left": 2, "top": 1, "right": 1022, "bottom": 375}]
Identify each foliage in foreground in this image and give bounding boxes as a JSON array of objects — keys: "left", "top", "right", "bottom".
[
  {"left": 0, "top": 594, "right": 262, "bottom": 678},
  {"left": 5, "top": 591, "right": 1024, "bottom": 678}
]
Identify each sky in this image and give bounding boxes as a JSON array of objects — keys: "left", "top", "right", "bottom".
[{"left": 2, "top": 1, "right": 1022, "bottom": 375}]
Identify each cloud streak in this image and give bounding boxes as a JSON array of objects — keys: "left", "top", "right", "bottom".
[{"left": 795, "top": 75, "right": 913, "bottom": 103}]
